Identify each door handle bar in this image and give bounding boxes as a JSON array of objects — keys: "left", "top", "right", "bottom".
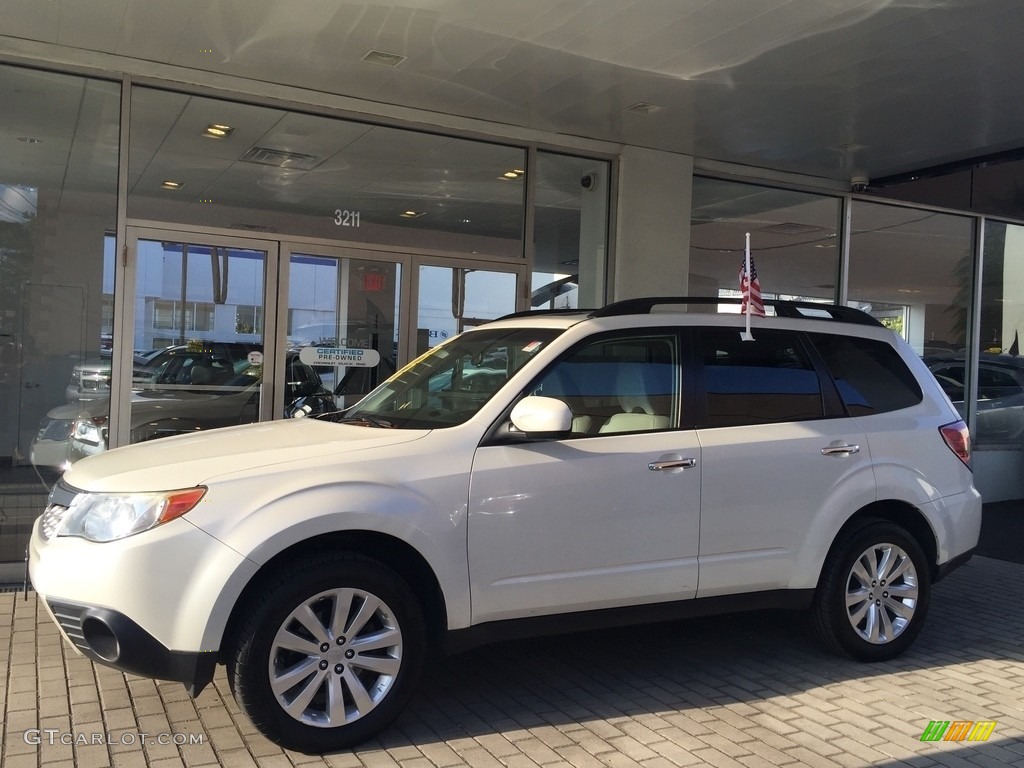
[
  {"left": 648, "top": 458, "right": 697, "bottom": 471},
  {"left": 821, "top": 444, "right": 860, "bottom": 456}
]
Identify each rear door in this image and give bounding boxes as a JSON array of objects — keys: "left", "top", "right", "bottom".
[{"left": 693, "top": 327, "right": 875, "bottom": 597}]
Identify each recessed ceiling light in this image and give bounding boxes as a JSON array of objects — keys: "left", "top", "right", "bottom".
[
  {"left": 362, "top": 49, "right": 406, "bottom": 67},
  {"left": 400, "top": 210, "right": 425, "bottom": 218},
  {"left": 161, "top": 180, "right": 184, "bottom": 190},
  {"left": 203, "top": 123, "right": 234, "bottom": 139}
]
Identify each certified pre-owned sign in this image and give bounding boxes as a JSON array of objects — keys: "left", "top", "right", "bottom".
[{"left": 298, "top": 346, "right": 381, "bottom": 368}]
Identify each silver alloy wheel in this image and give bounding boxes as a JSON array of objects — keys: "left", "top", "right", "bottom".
[
  {"left": 845, "top": 542, "right": 919, "bottom": 644},
  {"left": 268, "top": 587, "right": 403, "bottom": 728}
]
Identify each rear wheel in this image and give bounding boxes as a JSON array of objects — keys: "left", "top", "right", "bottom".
[
  {"left": 811, "top": 520, "right": 931, "bottom": 661},
  {"left": 228, "top": 552, "right": 426, "bottom": 752}
]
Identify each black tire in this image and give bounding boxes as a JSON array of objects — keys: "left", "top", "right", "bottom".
[
  {"left": 810, "top": 519, "right": 931, "bottom": 661},
  {"left": 227, "top": 552, "right": 426, "bottom": 753}
]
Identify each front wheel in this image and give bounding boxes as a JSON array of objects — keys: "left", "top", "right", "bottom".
[
  {"left": 811, "top": 520, "right": 931, "bottom": 661},
  {"left": 228, "top": 553, "right": 426, "bottom": 753}
]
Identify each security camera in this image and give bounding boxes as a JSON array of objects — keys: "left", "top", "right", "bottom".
[
  {"left": 580, "top": 173, "right": 597, "bottom": 191},
  {"left": 850, "top": 175, "right": 869, "bottom": 193}
]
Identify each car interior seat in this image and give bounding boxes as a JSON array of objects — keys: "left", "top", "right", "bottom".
[
  {"left": 598, "top": 363, "right": 671, "bottom": 433},
  {"left": 189, "top": 364, "right": 213, "bottom": 385}
]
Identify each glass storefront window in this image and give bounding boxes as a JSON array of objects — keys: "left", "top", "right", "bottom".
[
  {"left": 0, "top": 66, "right": 120, "bottom": 574},
  {"left": 128, "top": 88, "right": 526, "bottom": 258},
  {"left": 689, "top": 177, "right": 842, "bottom": 302},
  {"left": 847, "top": 201, "right": 974, "bottom": 356},
  {"left": 970, "top": 221, "right": 1024, "bottom": 501},
  {"left": 532, "top": 152, "right": 610, "bottom": 310}
]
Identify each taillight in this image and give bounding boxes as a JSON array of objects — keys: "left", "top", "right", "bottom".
[{"left": 940, "top": 420, "right": 971, "bottom": 468}]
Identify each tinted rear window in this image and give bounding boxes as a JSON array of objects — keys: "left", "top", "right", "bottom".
[
  {"left": 809, "top": 333, "right": 922, "bottom": 415},
  {"left": 698, "top": 328, "right": 824, "bottom": 427}
]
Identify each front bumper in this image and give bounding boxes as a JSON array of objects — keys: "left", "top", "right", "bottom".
[
  {"left": 44, "top": 598, "right": 217, "bottom": 695},
  {"left": 29, "top": 501, "right": 259, "bottom": 673}
]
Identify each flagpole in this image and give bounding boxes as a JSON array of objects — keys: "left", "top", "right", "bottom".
[{"left": 741, "top": 232, "right": 754, "bottom": 341}]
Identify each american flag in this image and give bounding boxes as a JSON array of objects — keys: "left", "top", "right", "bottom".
[{"left": 739, "top": 255, "right": 765, "bottom": 317}]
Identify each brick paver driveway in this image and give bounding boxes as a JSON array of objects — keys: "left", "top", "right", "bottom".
[{"left": 3, "top": 555, "right": 1023, "bottom": 768}]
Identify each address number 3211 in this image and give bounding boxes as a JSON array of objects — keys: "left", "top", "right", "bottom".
[{"left": 334, "top": 209, "right": 361, "bottom": 227}]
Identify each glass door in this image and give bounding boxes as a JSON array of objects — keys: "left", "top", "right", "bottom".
[
  {"left": 105, "top": 229, "right": 277, "bottom": 453},
  {"left": 283, "top": 248, "right": 405, "bottom": 411},
  {"left": 415, "top": 263, "right": 521, "bottom": 356}
]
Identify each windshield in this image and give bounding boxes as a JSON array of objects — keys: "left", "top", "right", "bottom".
[{"left": 344, "top": 327, "right": 561, "bottom": 428}]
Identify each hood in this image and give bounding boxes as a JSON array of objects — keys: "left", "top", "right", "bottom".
[
  {"left": 45, "top": 401, "right": 97, "bottom": 421},
  {"left": 62, "top": 418, "right": 430, "bottom": 493}
]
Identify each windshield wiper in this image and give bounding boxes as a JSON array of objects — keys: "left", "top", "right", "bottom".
[{"left": 336, "top": 414, "right": 394, "bottom": 428}]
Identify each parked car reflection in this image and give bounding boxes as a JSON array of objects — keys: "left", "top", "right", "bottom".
[
  {"left": 926, "top": 353, "right": 1024, "bottom": 444},
  {"left": 65, "top": 342, "right": 259, "bottom": 402},
  {"left": 32, "top": 349, "right": 334, "bottom": 472}
]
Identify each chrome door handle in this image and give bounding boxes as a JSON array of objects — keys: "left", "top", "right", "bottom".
[
  {"left": 821, "top": 444, "right": 860, "bottom": 456},
  {"left": 648, "top": 458, "right": 696, "bottom": 471}
]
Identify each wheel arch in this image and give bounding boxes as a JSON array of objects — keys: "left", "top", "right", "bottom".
[
  {"left": 824, "top": 500, "right": 939, "bottom": 582},
  {"left": 220, "top": 530, "right": 449, "bottom": 663}
]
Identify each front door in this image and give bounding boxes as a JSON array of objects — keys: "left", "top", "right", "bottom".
[{"left": 467, "top": 330, "right": 700, "bottom": 623}]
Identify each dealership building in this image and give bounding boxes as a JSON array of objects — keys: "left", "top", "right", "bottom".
[{"left": 2, "top": 1, "right": 1024, "bottom": 581}]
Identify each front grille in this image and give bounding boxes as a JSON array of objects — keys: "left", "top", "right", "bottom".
[
  {"left": 39, "top": 504, "right": 71, "bottom": 541},
  {"left": 40, "top": 480, "right": 82, "bottom": 540},
  {"left": 47, "top": 600, "right": 90, "bottom": 653}
]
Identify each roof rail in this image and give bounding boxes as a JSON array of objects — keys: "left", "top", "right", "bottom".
[
  {"left": 588, "top": 297, "right": 884, "bottom": 327},
  {"left": 495, "top": 307, "right": 596, "bottom": 321}
]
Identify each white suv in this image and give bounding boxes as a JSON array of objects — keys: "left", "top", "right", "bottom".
[{"left": 29, "top": 299, "right": 981, "bottom": 753}]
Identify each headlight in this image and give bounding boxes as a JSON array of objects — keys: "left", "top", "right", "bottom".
[
  {"left": 73, "top": 416, "right": 108, "bottom": 447},
  {"left": 58, "top": 487, "right": 207, "bottom": 542}
]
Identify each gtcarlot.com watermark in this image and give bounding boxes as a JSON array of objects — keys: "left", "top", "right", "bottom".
[{"left": 24, "top": 729, "right": 205, "bottom": 747}]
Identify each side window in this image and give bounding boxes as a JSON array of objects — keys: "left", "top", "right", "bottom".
[
  {"left": 532, "top": 333, "right": 679, "bottom": 435},
  {"left": 698, "top": 328, "right": 823, "bottom": 427},
  {"left": 810, "top": 333, "right": 922, "bottom": 415}
]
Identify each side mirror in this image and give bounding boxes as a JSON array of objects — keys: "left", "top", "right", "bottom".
[
  {"left": 510, "top": 396, "right": 572, "bottom": 436},
  {"left": 285, "top": 396, "right": 315, "bottom": 418}
]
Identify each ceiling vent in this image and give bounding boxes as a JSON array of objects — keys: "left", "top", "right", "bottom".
[
  {"left": 362, "top": 49, "right": 406, "bottom": 67},
  {"left": 760, "top": 222, "right": 823, "bottom": 236},
  {"left": 240, "top": 146, "right": 320, "bottom": 170}
]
